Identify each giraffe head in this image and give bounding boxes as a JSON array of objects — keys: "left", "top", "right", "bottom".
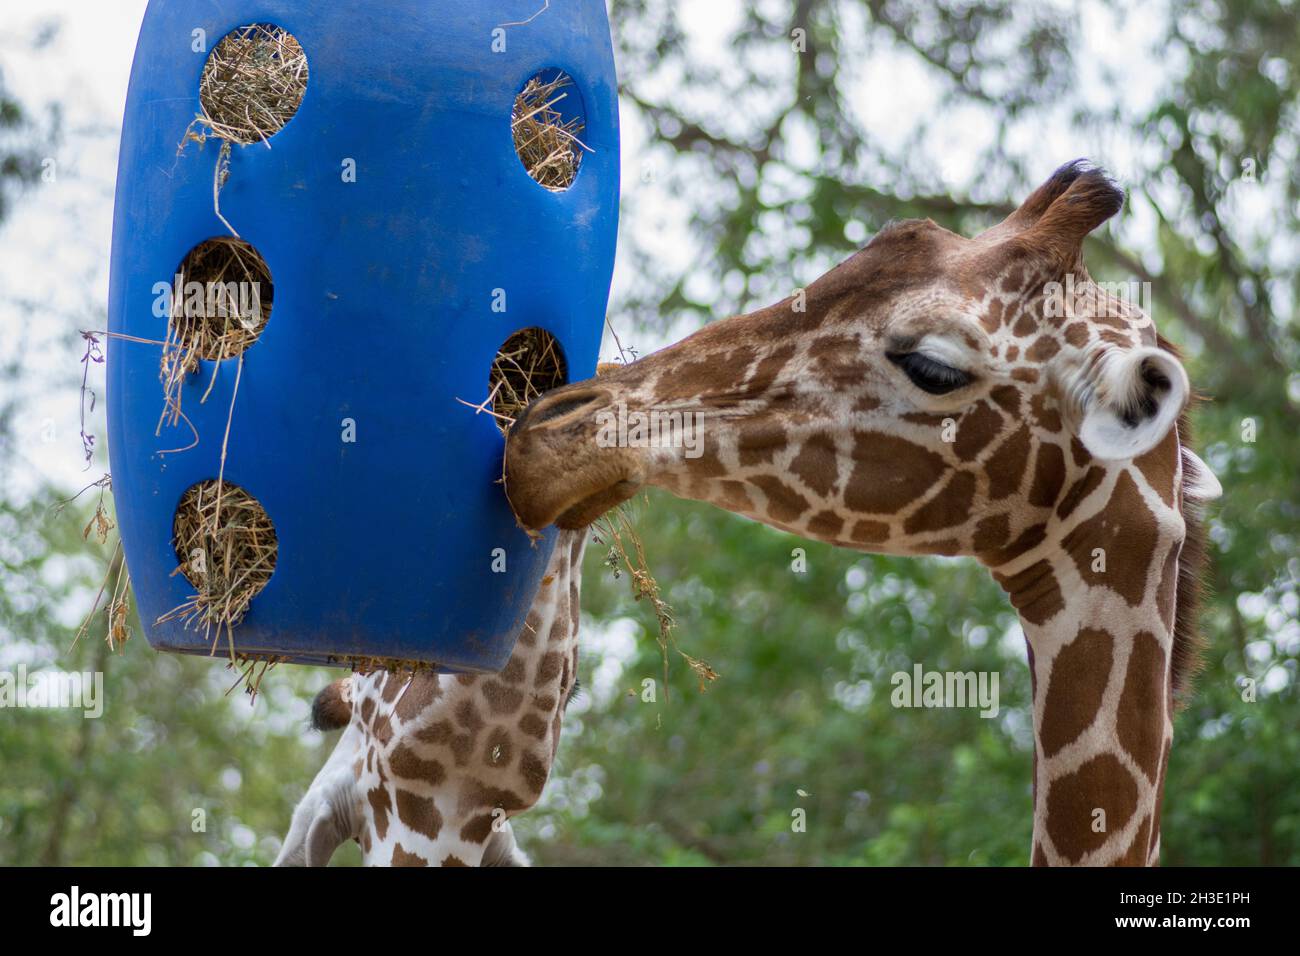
[
  {"left": 507, "top": 160, "right": 1225, "bottom": 865},
  {"left": 505, "top": 161, "right": 1220, "bottom": 554}
]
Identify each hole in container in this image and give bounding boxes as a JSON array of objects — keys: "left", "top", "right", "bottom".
[
  {"left": 159, "top": 237, "right": 272, "bottom": 431},
  {"left": 199, "top": 23, "right": 309, "bottom": 145},
  {"left": 512, "top": 69, "right": 588, "bottom": 191},
  {"left": 489, "top": 327, "right": 568, "bottom": 434},
  {"left": 169, "top": 479, "right": 278, "bottom": 634},
  {"left": 165, "top": 236, "right": 273, "bottom": 364}
]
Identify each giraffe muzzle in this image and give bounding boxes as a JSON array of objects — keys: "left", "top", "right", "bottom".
[{"left": 504, "top": 382, "right": 645, "bottom": 530}]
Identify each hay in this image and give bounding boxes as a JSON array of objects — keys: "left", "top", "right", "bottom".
[
  {"left": 330, "top": 655, "right": 440, "bottom": 676},
  {"left": 595, "top": 505, "right": 716, "bottom": 696},
  {"left": 486, "top": 327, "right": 567, "bottom": 433},
  {"left": 197, "top": 24, "right": 308, "bottom": 146},
  {"left": 158, "top": 237, "right": 271, "bottom": 432},
  {"left": 60, "top": 475, "right": 134, "bottom": 653},
  {"left": 160, "top": 479, "right": 278, "bottom": 656},
  {"left": 512, "top": 72, "right": 588, "bottom": 190}
]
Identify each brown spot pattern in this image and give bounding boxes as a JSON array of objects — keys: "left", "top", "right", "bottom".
[
  {"left": 499, "top": 657, "right": 526, "bottom": 685},
  {"left": 903, "top": 471, "right": 975, "bottom": 534},
  {"left": 788, "top": 433, "right": 839, "bottom": 497},
  {"left": 519, "top": 750, "right": 550, "bottom": 795},
  {"left": 391, "top": 844, "right": 428, "bottom": 866},
  {"left": 1134, "top": 429, "right": 1178, "bottom": 507},
  {"left": 454, "top": 699, "right": 484, "bottom": 732},
  {"left": 459, "top": 814, "right": 496, "bottom": 844},
  {"left": 973, "top": 513, "right": 1010, "bottom": 553},
  {"left": 850, "top": 520, "right": 890, "bottom": 544},
  {"left": 395, "top": 678, "right": 440, "bottom": 722},
  {"left": 954, "top": 402, "right": 1003, "bottom": 461},
  {"left": 1027, "top": 336, "right": 1060, "bottom": 361},
  {"left": 807, "top": 510, "right": 844, "bottom": 538},
  {"left": 1057, "top": 466, "right": 1105, "bottom": 520},
  {"left": 1039, "top": 627, "right": 1113, "bottom": 757},
  {"left": 751, "top": 474, "right": 810, "bottom": 524},
  {"left": 1063, "top": 322, "right": 1089, "bottom": 347},
  {"left": 536, "top": 652, "right": 562, "bottom": 685},
  {"left": 737, "top": 419, "right": 787, "bottom": 466},
  {"left": 1029, "top": 392, "right": 1062, "bottom": 432},
  {"left": 389, "top": 743, "right": 445, "bottom": 785},
  {"left": 844, "top": 432, "right": 947, "bottom": 514},
  {"left": 1062, "top": 471, "right": 1158, "bottom": 606},
  {"left": 367, "top": 786, "right": 393, "bottom": 841},
  {"left": 415, "top": 719, "right": 453, "bottom": 745},
  {"left": 483, "top": 679, "right": 525, "bottom": 715},
  {"left": 1117, "top": 631, "right": 1167, "bottom": 782},
  {"left": 1045, "top": 753, "right": 1139, "bottom": 864},
  {"left": 1028, "top": 443, "right": 1066, "bottom": 508},
  {"left": 395, "top": 790, "right": 443, "bottom": 839},
  {"left": 518, "top": 712, "right": 548, "bottom": 740},
  {"left": 989, "top": 385, "right": 1021, "bottom": 415},
  {"left": 986, "top": 425, "right": 1031, "bottom": 499}
]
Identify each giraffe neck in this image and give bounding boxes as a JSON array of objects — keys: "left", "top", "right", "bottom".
[
  {"left": 994, "top": 450, "right": 1185, "bottom": 866},
  {"left": 355, "top": 529, "right": 587, "bottom": 866},
  {"left": 1016, "top": 591, "right": 1174, "bottom": 865}
]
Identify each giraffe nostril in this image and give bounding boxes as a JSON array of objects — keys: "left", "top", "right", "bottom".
[{"left": 518, "top": 388, "right": 606, "bottom": 429}]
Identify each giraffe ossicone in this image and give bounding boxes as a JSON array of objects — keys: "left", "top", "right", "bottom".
[{"left": 503, "top": 160, "right": 1222, "bottom": 865}]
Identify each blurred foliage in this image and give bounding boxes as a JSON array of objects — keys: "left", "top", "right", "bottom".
[
  {"left": 0, "top": 59, "right": 57, "bottom": 223},
  {"left": 0, "top": 491, "right": 359, "bottom": 866},
  {"left": 2, "top": 0, "right": 1298, "bottom": 866}
]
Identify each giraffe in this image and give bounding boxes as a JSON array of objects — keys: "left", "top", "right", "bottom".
[
  {"left": 276, "top": 529, "right": 586, "bottom": 867},
  {"left": 502, "top": 161, "right": 1223, "bottom": 866}
]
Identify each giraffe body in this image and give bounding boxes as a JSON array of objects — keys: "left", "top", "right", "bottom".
[
  {"left": 277, "top": 530, "right": 586, "bottom": 866},
  {"left": 504, "top": 162, "right": 1222, "bottom": 865}
]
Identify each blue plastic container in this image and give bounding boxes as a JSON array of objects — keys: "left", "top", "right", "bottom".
[{"left": 106, "top": 0, "right": 619, "bottom": 670}]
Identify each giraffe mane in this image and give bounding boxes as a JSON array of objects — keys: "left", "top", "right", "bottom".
[{"left": 1160, "top": 334, "right": 1210, "bottom": 705}]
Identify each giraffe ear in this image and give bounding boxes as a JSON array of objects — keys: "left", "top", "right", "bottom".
[
  {"left": 983, "top": 160, "right": 1124, "bottom": 252},
  {"left": 1182, "top": 448, "right": 1223, "bottom": 501},
  {"left": 1022, "top": 166, "right": 1125, "bottom": 264},
  {"left": 1077, "top": 346, "right": 1188, "bottom": 461}
]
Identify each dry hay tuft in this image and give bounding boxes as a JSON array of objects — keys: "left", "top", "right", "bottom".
[
  {"left": 487, "top": 327, "right": 567, "bottom": 433},
  {"left": 158, "top": 237, "right": 271, "bottom": 431},
  {"left": 197, "top": 23, "right": 308, "bottom": 146},
  {"left": 333, "top": 655, "right": 440, "bottom": 676},
  {"left": 161, "top": 479, "right": 278, "bottom": 655},
  {"left": 595, "top": 504, "right": 716, "bottom": 696},
  {"left": 68, "top": 475, "right": 134, "bottom": 653},
  {"left": 512, "top": 72, "right": 588, "bottom": 190}
]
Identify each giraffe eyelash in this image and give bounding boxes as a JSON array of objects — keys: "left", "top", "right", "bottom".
[
  {"left": 565, "top": 676, "right": 582, "bottom": 708},
  {"left": 886, "top": 351, "right": 974, "bottom": 395}
]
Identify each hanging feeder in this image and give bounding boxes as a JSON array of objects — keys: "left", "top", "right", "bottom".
[{"left": 105, "top": 0, "right": 619, "bottom": 671}]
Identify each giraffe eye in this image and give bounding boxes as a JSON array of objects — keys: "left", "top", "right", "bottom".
[{"left": 886, "top": 351, "right": 972, "bottom": 395}]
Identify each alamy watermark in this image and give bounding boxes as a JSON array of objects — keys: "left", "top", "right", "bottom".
[
  {"left": 891, "top": 663, "right": 999, "bottom": 718},
  {"left": 1043, "top": 272, "right": 1153, "bottom": 321},
  {"left": 50, "top": 886, "right": 150, "bottom": 936},
  {"left": 152, "top": 274, "right": 264, "bottom": 328},
  {"left": 595, "top": 402, "right": 704, "bottom": 459},
  {"left": 0, "top": 665, "right": 104, "bottom": 718}
]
